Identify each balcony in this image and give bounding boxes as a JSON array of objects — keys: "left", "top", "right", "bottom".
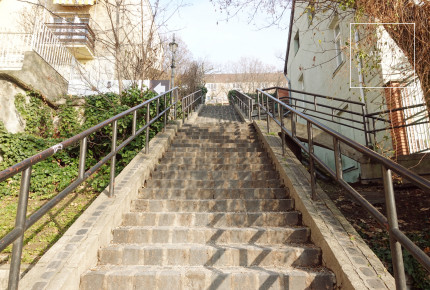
[{"left": 46, "top": 23, "right": 95, "bottom": 60}]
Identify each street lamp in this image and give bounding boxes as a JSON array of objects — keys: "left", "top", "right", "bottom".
[
  {"left": 169, "top": 34, "right": 178, "bottom": 90},
  {"left": 169, "top": 34, "right": 178, "bottom": 119}
]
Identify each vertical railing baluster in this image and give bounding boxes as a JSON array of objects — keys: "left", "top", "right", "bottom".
[
  {"left": 280, "top": 106, "right": 285, "bottom": 156},
  {"left": 109, "top": 121, "right": 117, "bottom": 197},
  {"left": 362, "top": 105, "right": 369, "bottom": 147},
  {"left": 146, "top": 103, "right": 150, "bottom": 154},
  {"left": 291, "top": 111, "right": 296, "bottom": 139},
  {"left": 132, "top": 110, "right": 137, "bottom": 136},
  {"left": 163, "top": 94, "right": 167, "bottom": 132},
  {"left": 266, "top": 95, "right": 270, "bottom": 133},
  {"left": 248, "top": 98, "right": 251, "bottom": 121},
  {"left": 382, "top": 166, "right": 407, "bottom": 290},
  {"left": 156, "top": 98, "right": 160, "bottom": 119},
  {"left": 78, "top": 137, "right": 87, "bottom": 180},
  {"left": 307, "top": 121, "right": 316, "bottom": 200},
  {"left": 8, "top": 166, "right": 32, "bottom": 290},
  {"left": 257, "top": 92, "right": 261, "bottom": 120},
  {"left": 333, "top": 137, "right": 342, "bottom": 180}
]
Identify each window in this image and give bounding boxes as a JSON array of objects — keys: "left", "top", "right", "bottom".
[
  {"left": 294, "top": 30, "right": 300, "bottom": 55},
  {"left": 333, "top": 23, "right": 343, "bottom": 67}
]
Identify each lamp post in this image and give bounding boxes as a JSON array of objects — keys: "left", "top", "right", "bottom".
[{"left": 169, "top": 34, "right": 178, "bottom": 118}]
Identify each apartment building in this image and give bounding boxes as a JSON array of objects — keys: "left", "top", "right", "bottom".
[
  {"left": 0, "top": 0, "right": 163, "bottom": 132},
  {"left": 205, "top": 72, "right": 287, "bottom": 104}
]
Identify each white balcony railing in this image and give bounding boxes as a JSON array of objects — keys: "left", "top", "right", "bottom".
[{"left": 0, "top": 22, "right": 79, "bottom": 81}]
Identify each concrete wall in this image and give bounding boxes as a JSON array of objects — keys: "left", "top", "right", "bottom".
[
  {"left": 0, "top": 51, "right": 68, "bottom": 133},
  {"left": 0, "top": 80, "right": 26, "bottom": 133}
]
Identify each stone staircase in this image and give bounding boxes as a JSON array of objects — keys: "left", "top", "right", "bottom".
[{"left": 80, "top": 106, "right": 336, "bottom": 289}]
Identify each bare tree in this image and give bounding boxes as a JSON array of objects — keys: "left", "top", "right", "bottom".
[{"left": 211, "top": 0, "right": 430, "bottom": 113}]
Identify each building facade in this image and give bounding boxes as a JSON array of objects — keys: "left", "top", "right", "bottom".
[
  {"left": 285, "top": 0, "right": 429, "bottom": 182},
  {"left": 205, "top": 73, "right": 287, "bottom": 104}
]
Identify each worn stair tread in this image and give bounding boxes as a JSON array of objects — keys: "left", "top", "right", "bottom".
[
  {"left": 150, "top": 170, "right": 279, "bottom": 180},
  {"left": 81, "top": 265, "right": 335, "bottom": 290},
  {"left": 130, "top": 199, "right": 293, "bottom": 213},
  {"left": 122, "top": 212, "right": 301, "bottom": 227},
  {"left": 112, "top": 226, "right": 310, "bottom": 245},
  {"left": 138, "top": 188, "right": 289, "bottom": 200},
  {"left": 98, "top": 243, "right": 321, "bottom": 267}
]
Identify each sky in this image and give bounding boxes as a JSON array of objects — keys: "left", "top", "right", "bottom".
[{"left": 154, "top": 0, "right": 291, "bottom": 73}]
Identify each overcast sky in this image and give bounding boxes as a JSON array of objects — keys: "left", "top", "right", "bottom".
[{"left": 154, "top": 0, "right": 290, "bottom": 73}]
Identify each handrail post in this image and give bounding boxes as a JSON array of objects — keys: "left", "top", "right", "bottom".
[
  {"left": 280, "top": 106, "right": 285, "bottom": 156},
  {"left": 333, "top": 137, "right": 342, "bottom": 180},
  {"left": 109, "top": 120, "right": 117, "bottom": 197},
  {"left": 145, "top": 103, "right": 150, "bottom": 154},
  {"left": 163, "top": 94, "right": 167, "bottom": 132},
  {"left": 362, "top": 105, "right": 369, "bottom": 147},
  {"left": 8, "top": 166, "right": 32, "bottom": 290},
  {"left": 257, "top": 92, "right": 261, "bottom": 120},
  {"left": 266, "top": 95, "right": 270, "bottom": 133},
  {"left": 248, "top": 98, "right": 251, "bottom": 120},
  {"left": 78, "top": 137, "right": 87, "bottom": 180},
  {"left": 307, "top": 121, "right": 317, "bottom": 200},
  {"left": 132, "top": 110, "right": 137, "bottom": 136},
  {"left": 174, "top": 89, "right": 177, "bottom": 120},
  {"left": 291, "top": 110, "right": 296, "bottom": 139},
  {"left": 382, "top": 166, "right": 407, "bottom": 290}
]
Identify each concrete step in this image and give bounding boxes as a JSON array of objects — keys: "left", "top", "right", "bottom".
[
  {"left": 163, "top": 152, "right": 266, "bottom": 158},
  {"left": 98, "top": 244, "right": 321, "bottom": 268},
  {"left": 170, "top": 143, "right": 261, "bottom": 148},
  {"left": 177, "top": 128, "right": 255, "bottom": 133},
  {"left": 112, "top": 226, "right": 310, "bottom": 245},
  {"left": 130, "top": 199, "right": 293, "bottom": 213},
  {"left": 171, "top": 138, "right": 259, "bottom": 144},
  {"left": 153, "top": 163, "right": 275, "bottom": 172},
  {"left": 166, "top": 147, "right": 265, "bottom": 153},
  {"left": 122, "top": 212, "right": 301, "bottom": 227},
  {"left": 138, "top": 188, "right": 289, "bottom": 200},
  {"left": 151, "top": 170, "right": 278, "bottom": 181},
  {"left": 159, "top": 157, "right": 272, "bottom": 165},
  {"left": 145, "top": 179, "right": 283, "bottom": 189},
  {"left": 175, "top": 132, "right": 257, "bottom": 137},
  {"left": 174, "top": 135, "right": 259, "bottom": 141},
  {"left": 81, "top": 265, "right": 335, "bottom": 290}
]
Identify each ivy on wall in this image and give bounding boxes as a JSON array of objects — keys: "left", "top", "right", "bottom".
[{"left": 0, "top": 86, "right": 167, "bottom": 199}]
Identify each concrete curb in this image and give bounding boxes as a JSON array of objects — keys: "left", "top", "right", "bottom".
[
  {"left": 17, "top": 106, "right": 203, "bottom": 290},
  {"left": 253, "top": 120, "right": 395, "bottom": 290}
]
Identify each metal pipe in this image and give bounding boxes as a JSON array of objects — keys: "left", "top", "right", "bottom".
[
  {"left": 307, "top": 122, "right": 317, "bottom": 200},
  {"left": 145, "top": 103, "right": 150, "bottom": 154},
  {"left": 281, "top": 106, "right": 285, "bottom": 156},
  {"left": 132, "top": 110, "right": 137, "bottom": 136},
  {"left": 382, "top": 166, "right": 406, "bottom": 290},
  {"left": 109, "top": 120, "right": 118, "bottom": 197},
  {"left": 8, "top": 166, "right": 32, "bottom": 290},
  {"left": 333, "top": 137, "right": 342, "bottom": 180},
  {"left": 78, "top": 137, "right": 87, "bottom": 180}
]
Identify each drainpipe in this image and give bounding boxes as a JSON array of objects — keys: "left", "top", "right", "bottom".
[{"left": 354, "top": 28, "right": 370, "bottom": 146}]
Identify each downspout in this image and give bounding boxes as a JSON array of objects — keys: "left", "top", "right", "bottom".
[
  {"left": 354, "top": 28, "right": 370, "bottom": 146},
  {"left": 283, "top": 0, "right": 296, "bottom": 106}
]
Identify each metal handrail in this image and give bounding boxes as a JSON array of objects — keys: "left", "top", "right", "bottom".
[
  {"left": 0, "top": 87, "right": 203, "bottom": 290},
  {"left": 247, "top": 88, "right": 430, "bottom": 290},
  {"left": 230, "top": 90, "right": 253, "bottom": 120},
  {"left": 262, "top": 86, "right": 370, "bottom": 147}
]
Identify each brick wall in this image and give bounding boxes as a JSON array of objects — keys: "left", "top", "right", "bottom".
[{"left": 384, "top": 82, "right": 409, "bottom": 157}]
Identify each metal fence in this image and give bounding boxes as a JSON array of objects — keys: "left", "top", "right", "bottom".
[
  {"left": 230, "top": 89, "right": 430, "bottom": 290},
  {"left": 0, "top": 88, "right": 203, "bottom": 290}
]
